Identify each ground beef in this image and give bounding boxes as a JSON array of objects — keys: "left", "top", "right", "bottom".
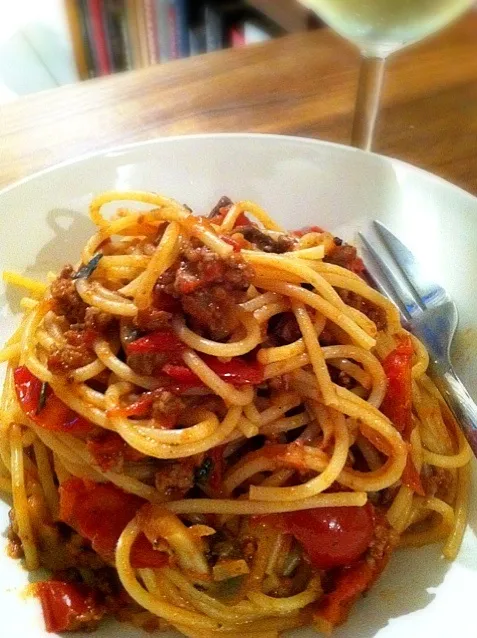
[
  {"left": 126, "top": 352, "right": 168, "bottom": 376},
  {"left": 268, "top": 312, "right": 301, "bottom": 345},
  {"left": 208, "top": 196, "right": 233, "bottom": 219},
  {"left": 84, "top": 307, "right": 114, "bottom": 332},
  {"left": 7, "top": 510, "right": 24, "bottom": 559},
  {"left": 156, "top": 241, "right": 253, "bottom": 339},
  {"left": 151, "top": 390, "right": 185, "bottom": 418},
  {"left": 329, "top": 367, "right": 354, "bottom": 389},
  {"left": 154, "top": 461, "right": 196, "bottom": 501},
  {"left": 48, "top": 346, "right": 95, "bottom": 374},
  {"left": 324, "top": 243, "right": 360, "bottom": 270},
  {"left": 365, "top": 513, "right": 399, "bottom": 569},
  {"left": 47, "top": 328, "right": 97, "bottom": 374},
  {"left": 50, "top": 265, "right": 87, "bottom": 324},
  {"left": 234, "top": 225, "right": 295, "bottom": 254},
  {"left": 133, "top": 308, "right": 172, "bottom": 332},
  {"left": 422, "top": 465, "right": 452, "bottom": 498},
  {"left": 338, "top": 289, "right": 387, "bottom": 331}
]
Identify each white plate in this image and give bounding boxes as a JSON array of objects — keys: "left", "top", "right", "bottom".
[{"left": 1, "top": 134, "right": 476, "bottom": 638}]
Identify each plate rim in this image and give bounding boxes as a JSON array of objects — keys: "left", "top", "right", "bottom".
[{"left": 2, "top": 132, "right": 476, "bottom": 205}]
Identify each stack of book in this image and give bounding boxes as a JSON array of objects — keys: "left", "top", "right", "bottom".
[{"left": 64, "top": 0, "right": 282, "bottom": 80}]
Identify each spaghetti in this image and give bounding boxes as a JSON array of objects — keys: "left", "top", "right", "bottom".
[{"left": 0, "top": 191, "right": 471, "bottom": 636}]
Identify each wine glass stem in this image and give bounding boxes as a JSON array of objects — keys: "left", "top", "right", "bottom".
[{"left": 351, "top": 55, "right": 386, "bottom": 151}]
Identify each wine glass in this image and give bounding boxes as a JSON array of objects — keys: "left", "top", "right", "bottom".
[{"left": 299, "top": 0, "right": 474, "bottom": 150}]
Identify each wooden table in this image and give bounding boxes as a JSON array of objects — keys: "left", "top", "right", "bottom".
[{"left": 1, "top": 12, "right": 477, "bottom": 193}]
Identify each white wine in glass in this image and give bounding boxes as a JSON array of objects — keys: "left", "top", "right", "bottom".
[{"left": 300, "top": 0, "right": 474, "bottom": 149}]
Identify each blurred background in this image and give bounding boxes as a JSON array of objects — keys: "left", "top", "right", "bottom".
[{"left": 0, "top": 0, "right": 320, "bottom": 104}]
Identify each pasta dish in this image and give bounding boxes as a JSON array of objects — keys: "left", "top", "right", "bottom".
[{"left": 0, "top": 191, "right": 471, "bottom": 636}]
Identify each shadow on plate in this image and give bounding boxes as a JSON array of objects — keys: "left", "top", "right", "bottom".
[{"left": 2, "top": 208, "right": 93, "bottom": 313}]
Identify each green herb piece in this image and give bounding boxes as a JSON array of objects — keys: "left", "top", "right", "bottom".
[
  {"left": 194, "top": 457, "right": 214, "bottom": 485},
  {"left": 72, "top": 253, "right": 103, "bottom": 280}
]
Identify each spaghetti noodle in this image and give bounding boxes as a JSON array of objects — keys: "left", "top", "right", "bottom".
[{"left": 0, "top": 191, "right": 471, "bottom": 636}]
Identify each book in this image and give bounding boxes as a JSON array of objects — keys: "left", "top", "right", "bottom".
[
  {"left": 174, "top": 0, "right": 190, "bottom": 58},
  {"left": 155, "top": 0, "right": 170, "bottom": 62},
  {"left": 104, "top": 0, "right": 130, "bottom": 72},
  {"left": 144, "top": 0, "right": 159, "bottom": 64},
  {"left": 188, "top": 0, "right": 206, "bottom": 56},
  {"left": 230, "top": 24, "right": 245, "bottom": 47},
  {"left": 79, "top": 0, "right": 97, "bottom": 77},
  {"left": 88, "top": 0, "right": 111, "bottom": 75},
  {"left": 136, "top": 0, "right": 151, "bottom": 67},
  {"left": 168, "top": 0, "right": 179, "bottom": 60},
  {"left": 204, "top": 2, "right": 223, "bottom": 52},
  {"left": 125, "top": 0, "right": 143, "bottom": 68},
  {"left": 64, "top": 0, "right": 89, "bottom": 80}
]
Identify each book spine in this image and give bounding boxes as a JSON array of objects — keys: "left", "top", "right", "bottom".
[
  {"left": 118, "top": 0, "right": 134, "bottom": 70},
  {"left": 136, "top": 0, "right": 151, "bottom": 67},
  {"left": 156, "top": 0, "right": 170, "bottom": 63},
  {"left": 144, "top": 0, "right": 159, "bottom": 64},
  {"left": 230, "top": 24, "right": 245, "bottom": 48},
  {"left": 80, "top": 0, "right": 97, "bottom": 76},
  {"left": 204, "top": 3, "right": 223, "bottom": 53},
  {"left": 168, "top": 0, "right": 178, "bottom": 60},
  {"left": 104, "top": 0, "right": 130, "bottom": 72},
  {"left": 64, "top": 0, "right": 89, "bottom": 80},
  {"left": 88, "top": 0, "right": 111, "bottom": 75},
  {"left": 125, "top": 0, "right": 142, "bottom": 68},
  {"left": 174, "top": 0, "right": 189, "bottom": 58}
]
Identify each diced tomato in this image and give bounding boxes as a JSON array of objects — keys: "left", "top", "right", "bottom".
[
  {"left": 86, "top": 431, "right": 145, "bottom": 472},
  {"left": 163, "top": 356, "right": 263, "bottom": 386},
  {"left": 262, "top": 504, "right": 375, "bottom": 570},
  {"left": 14, "top": 366, "right": 93, "bottom": 435},
  {"left": 380, "top": 335, "right": 424, "bottom": 494},
  {"left": 349, "top": 256, "right": 365, "bottom": 274},
  {"left": 35, "top": 580, "right": 105, "bottom": 633},
  {"left": 127, "top": 331, "right": 184, "bottom": 355},
  {"left": 221, "top": 235, "right": 244, "bottom": 252},
  {"left": 59, "top": 479, "right": 169, "bottom": 568},
  {"left": 129, "top": 534, "right": 169, "bottom": 568},
  {"left": 292, "top": 225, "right": 324, "bottom": 237},
  {"left": 234, "top": 212, "right": 252, "bottom": 227}
]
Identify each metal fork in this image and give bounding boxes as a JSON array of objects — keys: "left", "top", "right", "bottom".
[{"left": 359, "top": 221, "right": 477, "bottom": 457}]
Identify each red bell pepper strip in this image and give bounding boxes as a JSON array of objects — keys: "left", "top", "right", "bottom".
[
  {"left": 380, "top": 336, "right": 425, "bottom": 495},
  {"left": 163, "top": 356, "right": 263, "bottom": 386},
  {"left": 381, "top": 335, "right": 414, "bottom": 439},
  {"left": 127, "top": 330, "right": 184, "bottom": 355},
  {"left": 35, "top": 581, "right": 105, "bottom": 633},
  {"left": 59, "top": 479, "right": 168, "bottom": 568},
  {"left": 13, "top": 366, "right": 93, "bottom": 435}
]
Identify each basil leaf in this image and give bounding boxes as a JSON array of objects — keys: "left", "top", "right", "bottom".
[
  {"left": 72, "top": 253, "right": 103, "bottom": 280},
  {"left": 194, "top": 457, "right": 214, "bottom": 485}
]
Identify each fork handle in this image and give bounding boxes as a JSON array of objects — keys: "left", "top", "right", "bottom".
[{"left": 433, "top": 365, "right": 477, "bottom": 457}]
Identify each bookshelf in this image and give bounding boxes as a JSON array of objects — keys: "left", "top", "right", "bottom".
[
  {"left": 65, "top": 0, "right": 317, "bottom": 81},
  {"left": 246, "top": 0, "right": 313, "bottom": 33}
]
